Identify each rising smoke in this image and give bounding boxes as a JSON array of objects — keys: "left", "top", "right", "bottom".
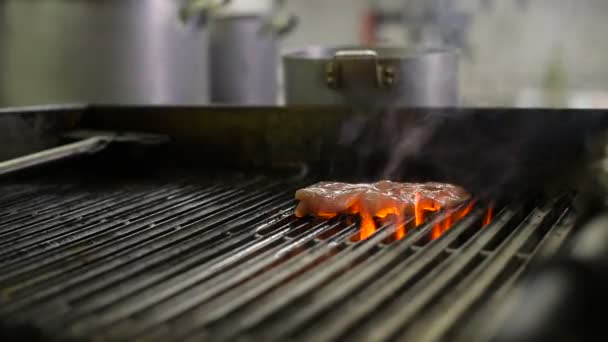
[{"left": 333, "top": 107, "right": 606, "bottom": 200}]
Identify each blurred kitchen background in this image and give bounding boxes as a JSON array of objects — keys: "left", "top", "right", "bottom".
[
  {"left": 283, "top": 0, "right": 608, "bottom": 108},
  {"left": 1, "top": 0, "right": 607, "bottom": 108}
]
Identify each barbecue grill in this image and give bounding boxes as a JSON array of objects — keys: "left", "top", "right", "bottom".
[{"left": 0, "top": 105, "right": 607, "bottom": 341}]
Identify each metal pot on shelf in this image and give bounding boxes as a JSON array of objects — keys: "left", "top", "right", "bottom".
[
  {"left": 0, "top": 0, "right": 220, "bottom": 106},
  {"left": 282, "top": 46, "right": 459, "bottom": 107},
  {"left": 208, "top": 6, "right": 297, "bottom": 105}
]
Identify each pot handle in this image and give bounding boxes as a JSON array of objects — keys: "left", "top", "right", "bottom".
[
  {"left": 260, "top": 0, "right": 298, "bottom": 37},
  {"left": 326, "top": 49, "right": 396, "bottom": 89},
  {"left": 179, "top": 0, "right": 231, "bottom": 23},
  {"left": 260, "top": 12, "right": 298, "bottom": 36}
]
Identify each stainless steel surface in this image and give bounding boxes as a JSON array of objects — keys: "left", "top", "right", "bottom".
[
  {"left": 0, "top": 137, "right": 110, "bottom": 176},
  {"left": 283, "top": 46, "right": 459, "bottom": 107},
  {"left": 209, "top": 15, "right": 280, "bottom": 105},
  {"left": 0, "top": 0, "right": 209, "bottom": 106}
]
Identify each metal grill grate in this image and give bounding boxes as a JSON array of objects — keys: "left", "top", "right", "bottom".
[{"left": 0, "top": 175, "right": 576, "bottom": 341}]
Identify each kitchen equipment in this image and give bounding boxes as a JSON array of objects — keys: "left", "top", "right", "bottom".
[
  {"left": 0, "top": 105, "right": 82, "bottom": 161},
  {"left": 0, "top": 105, "right": 607, "bottom": 341},
  {"left": 0, "top": 0, "right": 210, "bottom": 106},
  {"left": 282, "top": 46, "right": 459, "bottom": 106},
  {"left": 0, "top": 171, "right": 573, "bottom": 342},
  {"left": 0, "top": 130, "right": 169, "bottom": 177},
  {"left": 208, "top": 6, "right": 296, "bottom": 105},
  {"left": 208, "top": 14, "right": 290, "bottom": 104},
  {"left": 0, "top": 137, "right": 110, "bottom": 177}
]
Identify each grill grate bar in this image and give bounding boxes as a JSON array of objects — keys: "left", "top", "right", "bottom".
[
  {"left": 389, "top": 200, "right": 569, "bottom": 342},
  {"left": 113, "top": 242, "right": 339, "bottom": 340},
  {"left": 241, "top": 207, "right": 506, "bottom": 341},
  {"left": 79, "top": 218, "right": 352, "bottom": 340},
  {"left": 0, "top": 184, "right": 223, "bottom": 282},
  {"left": 210, "top": 221, "right": 436, "bottom": 340},
  {"left": 0, "top": 184, "right": 75, "bottom": 214},
  {"left": 523, "top": 204, "right": 577, "bottom": 259},
  {"left": 452, "top": 205, "right": 577, "bottom": 342},
  {"left": 0, "top": 191, "right": 76, "bottom": 221},
  {"left": 0, "top": 183, "right": 191, "bottom": 259},
  {"left": 0, "top": 191, "right": 94, "bottom": 236},
  {"left": 139, "top": 226, "right": 404, "bottom": 339},
  {"left": 349, "top": 208, "right": 516, "bottom": 341},
  {"left": 43, "top": 199, "right": 297, "bottom": 328},
  {"left": 287, "top": 208, "right": 483, "bottom": 342},
  {"left": 0, "top": 183, "right": 137, "bottom": 233},
  {"left": 0, "top": 175, "right": 578, "bottom": 342},
  {"left": 0, "top": 184, "right": 39, "bottom": 203},
  {"left": 0, "top": 180, "right": 291, "bottom": 314},
  {"left": 0, "top": 185, "right": 166, "bottom": 243},
  {"left": 174, "top": 226, "right": 380, "bottom": 335}
]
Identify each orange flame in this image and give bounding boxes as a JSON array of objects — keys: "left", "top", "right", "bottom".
[
  {"left": 414, "top": 192, "right": 442, "bottom": 228},
  {"left": 456, "top": 201, "right": 475, "bottom": 220},
  {"left": 431, "top": 223, "right": 442, "bottom": 240},
  {"left": 359, "top": 210, "right": 376, "bottom": 240},
  {"left": 483, "top": 203, "right": 494, "bottom": 227},
  {"left": 374, "top": 206, "right": 406, "bottom": 240},
  {"left": 306, "top": 192, "right": 483, "bottom": 241},
  {"left": 394, "top": 214, "right": 406, "bottom": 240},
  {"left": 317, "top": 212, "right": 338, "bottom": 219},
  {"left": 442, "top": 213, "right": 453, "bottom": 234},
  {"left": 430, "top": 201, "right": 475, "bottom": 241},
  {"left": 431, "top": 209, "right": 451, "bottom": 240},
  {"left": 376, "top": 207, "right": 399, "bottom": 218},
  {"left": 415, "top": 192, "right": 424, "bottom": 226}
]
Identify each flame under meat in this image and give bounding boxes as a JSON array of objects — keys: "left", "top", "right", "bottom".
[{"left": 483, "top": 202, "right": 494, "bottom": 227}]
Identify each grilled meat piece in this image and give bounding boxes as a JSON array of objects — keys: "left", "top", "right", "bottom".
[
  {"left": 294, "top": 182, "right": 370, "bottom": 218},
  {"left": 295, "top": 181, "right": 470, "bottom": 218}
]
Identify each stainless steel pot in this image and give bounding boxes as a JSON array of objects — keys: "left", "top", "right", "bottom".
[
  {"left": 208, "top": 12, "right": 296, "bottom": 105},
  {"left": 283, "top": 46, "right": 459, "bottom": 107},
  {"left": 209, "top": 15, "right": 279, "bottom": 105},
  {"left": 0, "top": 0, "right": 209, "bottom": 106}
]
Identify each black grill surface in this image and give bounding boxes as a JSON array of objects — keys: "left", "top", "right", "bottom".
[{"left": 0, "top": 173, "right": 576, "bottom": 341}]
